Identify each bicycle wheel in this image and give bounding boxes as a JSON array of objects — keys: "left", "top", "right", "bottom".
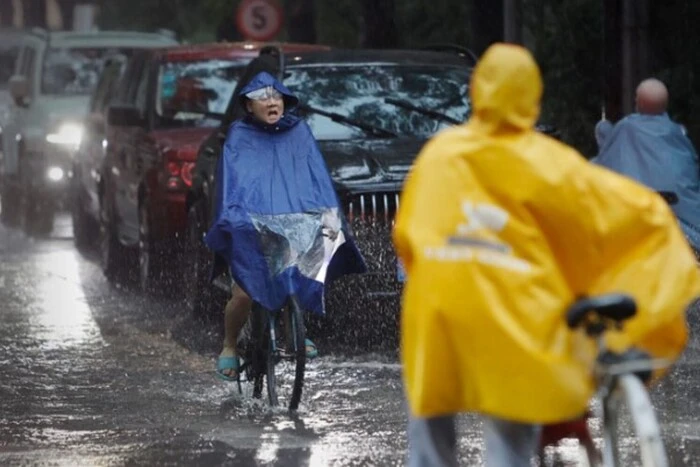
[
  {"left": 266, "top": 295, "right": 306, "bottom": 411},
  {"left": 239, "top": 303, "right": 266, "bottom": 399},
  {"left": 602, "top": 374, "right": 668, "bottom": 467}
]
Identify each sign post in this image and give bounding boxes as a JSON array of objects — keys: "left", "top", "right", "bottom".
[{"left": 236, "top": 0, "right": 284, "bottom": 42}]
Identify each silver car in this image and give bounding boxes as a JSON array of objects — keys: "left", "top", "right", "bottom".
[{"left": 0, "top": 29, "right": 178, "bottom": 235}]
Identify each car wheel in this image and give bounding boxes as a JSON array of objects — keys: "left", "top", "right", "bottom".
[
  {"left": 185, "top": 200, "right": 215, "bottom": 320},
  {"left": 100, "top": 198, "right": 134, "bottom": 283},
  {"left": 22, "top": 192, "right": 54, "bottom": 237},
  {"left": 0, "top": 182, "right": 21, "bottom": 227},
  {"left": 71, "top": 186, "right": 97, "bottom": 249},
  {"left": 138, "top": 201, "right": 163, "bottom": 295}
]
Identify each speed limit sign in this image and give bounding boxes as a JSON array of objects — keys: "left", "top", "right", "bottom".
[{"left": 236, "top": 0, "right": 284, "bottom": 42}]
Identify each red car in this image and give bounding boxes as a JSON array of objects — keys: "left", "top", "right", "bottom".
[{"left": 99, "top": 42, "right": 329, "bottom": 292}]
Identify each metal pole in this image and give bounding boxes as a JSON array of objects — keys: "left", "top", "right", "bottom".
[
  {"left": 503, "top": 0, "right": 522, "bottom": 44},
  {"left": 621, "top": 0, "right": 634, "bottom": 114}
]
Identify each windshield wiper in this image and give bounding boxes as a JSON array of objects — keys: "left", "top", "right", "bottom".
[
  {"left": 384, "top": 98, "right": 462, "bottom": 125},
  {"left": 298, "top": 103, "right": 397, "bottom": 138}
]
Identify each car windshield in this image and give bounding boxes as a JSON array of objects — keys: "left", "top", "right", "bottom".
[
  {"left": 155, "top": 58, "right": 250, "bottom": 129},
  {"left": 284, "top": 63, "right": 470, "bottom": 140},
  {"left": 41, "top": 47, "right": 130, "bottom": 95}
]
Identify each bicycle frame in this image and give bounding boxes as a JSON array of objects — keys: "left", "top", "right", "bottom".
[{"left": 591, "top": 336, "right": 670, "bottom": 467}]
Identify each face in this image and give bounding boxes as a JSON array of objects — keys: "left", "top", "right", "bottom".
[{"left": 245, "top": 87, "right": 284, "bottom": 124}]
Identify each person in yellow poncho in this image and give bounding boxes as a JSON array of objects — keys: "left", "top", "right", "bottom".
[{"left": 393, "top": 43, "right": 700, "bottom": 466}]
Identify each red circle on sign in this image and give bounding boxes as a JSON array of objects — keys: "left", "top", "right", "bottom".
[{"left": 236, "top": 0, "right": 284, "bottom": 42}]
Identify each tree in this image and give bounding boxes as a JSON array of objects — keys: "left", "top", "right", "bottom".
[
  {"left": 471, "top": 0, "right": 503, "bottom": 54},
  {"left": 359, "top": 0, "right": 398, "bottom": 48},
  {"left": 286, "top": 0, "right": 316, "bottom": 43},
  {"left": 0, "top": 1, "right": 14, "bottom": 27},
  {"left": 23, "top": 0, "right": 47, "bottom": 28}
]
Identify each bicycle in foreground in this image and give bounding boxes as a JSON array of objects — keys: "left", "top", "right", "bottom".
[
  {"left": 235, "top": 294, "right": 307, "bottom": 411},
  {"left": 539, "top": 293, "right": 671, "bottom": 467}
]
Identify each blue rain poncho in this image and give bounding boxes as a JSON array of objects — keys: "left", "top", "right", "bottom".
[
  {"left": 204, "top": 72, "right": 366, "bottom": 315},
  {"left": 593, "top": 113, "right": 700, "bottom": 249}
]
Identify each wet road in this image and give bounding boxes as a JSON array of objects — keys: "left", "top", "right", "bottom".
[{"left": 1, "top": 214, "right": 700, "bottom": 466}]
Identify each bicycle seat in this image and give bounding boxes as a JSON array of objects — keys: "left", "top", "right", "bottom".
[
  {"left": 657, "top": 191, "right": 678, "bottom": 205},
  {"left": 566, "top": 294, "right": 637, "bottom": 330}
]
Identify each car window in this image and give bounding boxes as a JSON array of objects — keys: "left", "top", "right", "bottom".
[
  {"left": 116, "top": 53, "right": 148, "bottom": 106},
  {"left": 154, "top": 58, "right": 250, "bottom": 129},
  {"left": 91, "top": 59, "right": 125, "bottom": 113},
  {"left": 284, "top": 63, "right": 470, "bottom": 140},
  {"left": 19, "top": 47, "right": 37, "bottom": 95},
  {"left": 41, "top": 46, "right": 135, "bottom": 96},
  {"left": 0, "top": 44, "right": 20, "bottom": 89},
  {"left": 134, "top": 62, "right": 151, "bottom": 113}
]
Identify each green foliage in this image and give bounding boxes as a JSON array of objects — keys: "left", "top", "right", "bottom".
[
  {"left": 396, "top": 0, "right": 471, "bottom": 48},
  {"left": 315, "top": 0, "right": 362, "bottom": 47},
  {"left": 523, "top": 0, "right": 604, "bottom": 157},
  {"left": 649, "top": 0, "right": 700, "bottom": 145}
]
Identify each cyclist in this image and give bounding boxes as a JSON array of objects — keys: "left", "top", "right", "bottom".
[
  {"left": 393, "top": 43, "right": 700, "bottom": 466},
  {"left": 205, "top": 71, "right": 366, "bottom": 381},
  {"left": 594, "top": 78, "right": 700, "bottom": 253}
]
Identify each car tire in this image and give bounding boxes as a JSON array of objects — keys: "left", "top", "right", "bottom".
[
  {"left": 22, "top": 192, "right": 54, "bottom": 237},
  {"left": 71, "top": 179, "right": 97, "bottom": 249},
  {"left": 100, "top": 198, "right": 134, "bottom": 284},
  {"left": 138, "top": 201, "right": 165, "bottom": 295},
  {"left": 0, "top": 182, "right": 21, "bottom": 227},
  {"left": 185, "top": 200, "right": 216, "bottom": 320}
]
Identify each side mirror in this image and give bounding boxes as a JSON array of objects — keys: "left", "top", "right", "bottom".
[
  {"left": 9, "top": 75, "right": 28, "bottom": 107},
  {"left": 107, "top": 105, "right": 144, "bottom": 127}
]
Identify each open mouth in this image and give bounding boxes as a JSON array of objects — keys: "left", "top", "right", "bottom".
[{"left": 267, "top": 109, "right": 280, "bottom": 119}]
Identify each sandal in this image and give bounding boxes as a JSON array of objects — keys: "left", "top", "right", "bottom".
[
  {"left": 216, "top": 355, "right": 240, "bottom": 382},
  {"left": 305, "top": 338, "right": 319, "bottom": 359}
]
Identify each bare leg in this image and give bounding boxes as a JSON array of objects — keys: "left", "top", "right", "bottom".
[
  {"left": 219, "top": 284, "right": 252, "bottom": 377},
  {"left": 282, "top": 302, "right": 316, "bottom": 356}
]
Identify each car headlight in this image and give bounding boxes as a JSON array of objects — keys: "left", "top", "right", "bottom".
[
  {"left": 46, "top": 122, "right": 83, "bottom": 146},
  {"left": 47, "top": 166, "right": 64, "bottom": 181}
]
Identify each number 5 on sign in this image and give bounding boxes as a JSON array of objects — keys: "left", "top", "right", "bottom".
[{"left": 236, "top": 0, "right": 284, "bottom": 42}]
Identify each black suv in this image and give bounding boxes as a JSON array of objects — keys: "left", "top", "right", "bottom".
[{"left": 183, "top": 48, "right": 477, "bottom": 349}]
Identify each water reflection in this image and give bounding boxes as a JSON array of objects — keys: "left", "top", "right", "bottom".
[{"left": 31, "top": 249, "right": 102, "bottom": 349}]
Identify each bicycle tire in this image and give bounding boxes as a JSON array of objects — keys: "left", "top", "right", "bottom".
[
  {"left": 602, "top": 375, "right": 668, "bottom": 467},
  {"left": 266, "top": 309, "right": 279, "bottom": 407},
  {"left": 619, "top": 374, "right": 668, "bottom": 467},
  {"left": 265, "top": 296, "right": 306, "bottom": 411},
  {"left": 249, "top": 303, "right": 267, "bottom": 400},
  {"left": 288, "top": 296, "right": 306, "bottom": 411}
]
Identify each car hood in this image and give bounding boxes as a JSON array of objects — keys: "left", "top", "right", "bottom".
[
  {"left": 151, "top": 127, "right": 215, "bottom": 161},
  {"left": 319, "top": 137, "right": 425, "bottom": 194},
  {"left": 36, "top": 95, "right": 91, "bottom": 129}
]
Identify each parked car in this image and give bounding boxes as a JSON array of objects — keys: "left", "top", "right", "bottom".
[
  {"left": 0, "top": 28, "right": 45, "bottom": 225},
  {"left": 98, "top": 42, "right": 330, "bottom": 293},
  {"left": 70, "top": 54, "right": 128, "bottom": 247},
  {"left": 0, "top": 29, "right": 178, "bottom": 235}
]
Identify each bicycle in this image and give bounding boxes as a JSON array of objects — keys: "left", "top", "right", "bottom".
[
  {"left": 234, "top": 294, "right": 307, "bottom": 411},
  {"left": 539, "top": 293, "right": 671, "bottom": 467}
]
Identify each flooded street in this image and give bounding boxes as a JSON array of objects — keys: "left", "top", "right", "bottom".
[{"left": 1, "top": 214, "right": 700, "bottom": 466}]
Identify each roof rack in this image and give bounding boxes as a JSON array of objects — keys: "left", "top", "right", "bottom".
[
  {"left": 419, "top": 44, "right": 479, "bottom": 66},
  {"left": 156, "top": 28, "right": 177, "bottom": 39},
  {"left": 30, "top": 27, "right": 48, "bottom": 37}
]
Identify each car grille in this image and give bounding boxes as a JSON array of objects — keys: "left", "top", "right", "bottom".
[
  {"left": 341, "top": 191, "right": 401, "bottom": 276},
  {"left": 345, "top": 192, "right": 400, "bottom": 225}
]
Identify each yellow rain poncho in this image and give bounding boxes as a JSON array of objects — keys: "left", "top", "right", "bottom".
[{"left": 393, "top": 43, "right": 700, "bottom": 424}]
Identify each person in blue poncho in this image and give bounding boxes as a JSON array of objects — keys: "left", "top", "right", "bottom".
[
  {"left": 204, "top": 72, "right": 366, "bottom": 381},
  {"left": 594, "top": 78, "right": 700, "bottom": 252}
]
